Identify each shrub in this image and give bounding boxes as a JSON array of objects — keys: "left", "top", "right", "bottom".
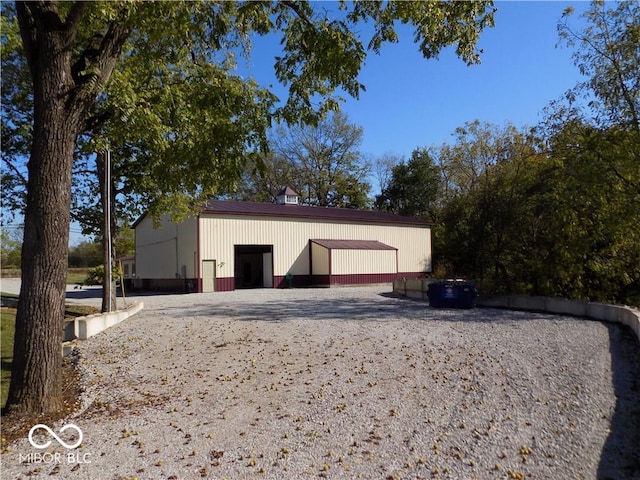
[{"left": 85, "top": 265, "right": 104, "bottom": 285}]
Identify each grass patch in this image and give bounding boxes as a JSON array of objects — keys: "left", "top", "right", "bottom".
[
  {"left": 0, "top": 302, "right": 99, "bottom": 410},
  {"left": 65, "top": 304, "right": 100, "bottom": 318},
  {"left": 1, "top": 305, "right": 85, "bottom": 451},
  {"left": 1, "top": 268, "right": 90, "bottom": 284},
  {"left": 66, "top": 270, "right": 89, "bottom": 285},
  {"left": 1, "top": 307, "right": 16, "bottom": 408}
]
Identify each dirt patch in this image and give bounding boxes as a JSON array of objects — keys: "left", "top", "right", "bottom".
[{"left": 1, "top": 357, "right": 83, "bottom": 451}]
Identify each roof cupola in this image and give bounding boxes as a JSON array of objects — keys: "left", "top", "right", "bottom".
[{"left": 276, "top": 186, "right": 299, "bottom": 205}]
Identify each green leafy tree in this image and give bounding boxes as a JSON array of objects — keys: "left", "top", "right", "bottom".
[
  {"left": 552, "top": 0, "right": 639, "bottom": 205},
  {"left": 0, "top": 9, "right": 30, "bottom": 221},
  {"left": 433, "top": 122, "right": 638, "bottom": 303},
  {"left": 434, "top": 122, "right": 541, "bottom": 288},
  {"left": 232, "top": 111, "right": 371, "bottom": 207},
  {"left": 1, "top": 228, "right": 22, "bottom": 269},
  {"left": 268, "top": 110, "right": 371, "bottom": 208},
  {"left": 113, "top": 225, "right": 134, "bottom": 259},
  {"left": 434, "top": 109, "right": 639, "bottom": 303},
  {"left": 535, "top": 0, "right": 640, "bottom": 302},
  {"left": 229, "top": 152, "right": 295, "bottom": 203},
  {"left": 3, "top": 0, "right": 495, "bottom": 414},
  {"left": 67, "top": 240, "right": 102, "bottom": 268},
  {"left": 558, "top": 0, "right": 639, "bottom": 135},
  {"left": 66, "top": 230, "right": 132, "bottom": 269},
  {"left": 375, "top": 148, "right": 441, "bottom": 221},
  {"left": 532, "top": 121, "right": 640, "bottom": 303}
]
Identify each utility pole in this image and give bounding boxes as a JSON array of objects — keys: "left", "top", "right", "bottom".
[
  {"left": 101, "top": 149, "right": 114, "bottom": 312},
  {"left": 106, "top": 148, "right": 112, "bottom": 312}
]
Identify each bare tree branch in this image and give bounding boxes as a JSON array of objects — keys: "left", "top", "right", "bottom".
[{"left": 2, "top": 158, "right": 28, "bottom": 187}]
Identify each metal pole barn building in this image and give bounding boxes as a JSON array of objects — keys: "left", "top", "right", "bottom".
[{"left": 132, "top": 190, "right": 432, "bottom": 293}]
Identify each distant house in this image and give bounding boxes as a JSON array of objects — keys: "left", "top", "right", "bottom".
[
  {"left": 133, "top": 188, "right": 432, "bottom": 292},
  {"left": 117, "top": 254, "right": 136, "bottom": 289}
]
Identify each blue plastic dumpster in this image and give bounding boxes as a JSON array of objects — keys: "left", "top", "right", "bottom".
[{"left": 427, "top": 280, "right": 477, "bottom": 309}]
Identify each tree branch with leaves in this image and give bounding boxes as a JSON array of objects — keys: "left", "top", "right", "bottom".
[{"left": 3, "top": 0, "right": 495, "bottom": 415}]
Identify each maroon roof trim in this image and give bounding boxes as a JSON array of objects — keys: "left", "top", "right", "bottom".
[
  {"left": 199, "top": 200, "right": 432, "bottom": 227},
  {"left": 311, "top": 239, "right": 397, "bottom": 250}
]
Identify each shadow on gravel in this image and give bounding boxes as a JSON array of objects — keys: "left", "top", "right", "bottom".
[
  {"left": 65, "top": 288, "right": 103, "bottom": 300},
  {"left": 159, "top": 292, "right": 548, "bottom": 324},
  {"left": 597, "top": 324, "right": 640, "bottom": 480},
  {"left": 64, "top": 287, "right": 176, "bottom": 301}
]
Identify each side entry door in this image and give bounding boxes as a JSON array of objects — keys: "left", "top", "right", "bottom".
[{"left": 202, "top": 260, "right": 216, "bottom": 292}]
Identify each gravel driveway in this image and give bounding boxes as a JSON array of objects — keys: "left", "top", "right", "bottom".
[{"left": 2, "top": 286, "right": 639, "bottom": 479}]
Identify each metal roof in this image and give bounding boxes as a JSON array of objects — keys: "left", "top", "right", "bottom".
[
  {"left": 200, "top": 200, "right": 432, "bottom": 227},
  {"left": 277, "top": 186, "right": 299, "bottom": 197},
  {"left": 311, "top": 239, "right": 397, "bottom": 250}
]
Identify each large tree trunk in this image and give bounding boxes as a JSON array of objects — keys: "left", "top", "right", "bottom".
[
  {"left": 7, "top": 117, "right": 78, "bottom": 414},
  {"left": 6, "top": 23, "right": 82, "bottom": 414},
  {"left": 7, "top": 1, "right": 130, "bottom": 415}
]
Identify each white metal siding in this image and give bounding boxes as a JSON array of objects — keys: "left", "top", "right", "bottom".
[
  {"left": 177, "top": 217, "right": 198, "bottom": 278},
  {"left": 332, "top": 250, "right": 397, "bottom": 275},
  {"left": 198, "top": 215, "right": 430, "bottom": 278},
  {"left": 136, "top": 215, "right": 197, "bottom": 279},
  {"left": 311, "top": 242, "right": 330, "bottom": 275}
]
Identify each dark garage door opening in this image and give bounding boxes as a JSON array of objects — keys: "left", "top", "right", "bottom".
[{"left": 234, "top": 245, "right": 273, "bottom": 289}]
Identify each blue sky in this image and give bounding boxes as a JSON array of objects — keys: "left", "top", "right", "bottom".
[
  {"left": 247, "top": 1, "right": 590, "bottom": 161},
  {"left": 68, "top": 1, "right": 593, "bottom": 245}
]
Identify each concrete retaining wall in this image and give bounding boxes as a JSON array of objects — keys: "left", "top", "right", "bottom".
[
  {"left": 476, "top": 295, "right": 639, "bottom": 342},
  {"left": 62, "top": 302, "right": 144, "bottom": 356},
  {"left": 393, "top": 278, "right": 433, "bottom": 300},
  {"left": 392, "top": 279, "right": 640, "bottom": 343},
  {"left": 73, "top": 301, "right": 144, "bottom": 340}
]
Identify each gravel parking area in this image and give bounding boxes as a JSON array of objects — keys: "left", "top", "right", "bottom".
[{"left": 2, "top": 286, "right": 639, "bottom": 479}]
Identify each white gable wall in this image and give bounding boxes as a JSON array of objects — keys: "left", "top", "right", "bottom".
[{"left": 135, "top": 215, "right": 198, "bottom": 280}]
